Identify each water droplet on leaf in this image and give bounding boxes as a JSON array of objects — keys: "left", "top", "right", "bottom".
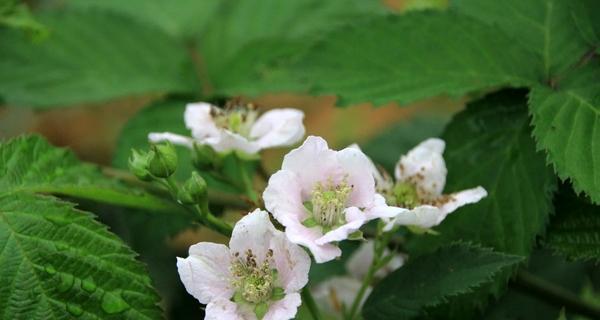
[
  {"left": 66, "top": 303, "right": 83, "bottom": 317},
  {"left": 101, "top": 290, "right": 130, "bottom": 314}
]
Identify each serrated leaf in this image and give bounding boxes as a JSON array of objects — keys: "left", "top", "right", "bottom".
[
  {"left": 0, "top": 135, "right": 176, "bottom": 212},
  {"left": 67, "top": 0, "right": 221, "bottom": 40},
  {"left": 0, "top": 192, "right": 162, "bottom": 319},
  {"left": 545, "top": 186, "right": 600, "bottom": 261},
  {"left": 362, "top": 243, "right": 523, "bottom": 320},
  {"left": 451, "top": 0, "right": 590, "bottom": 78},
  {"left": 529, "top": 63, "right": 600, "bottom": 204},
  {"left": 293, "top": 11, "right": 540, "bottom": 107},
  {"left": 0, "top": 9, "right": 196, "bottom": 108},
  {"left": 410, "top": 90, "right": 556, "bottom": 255}
]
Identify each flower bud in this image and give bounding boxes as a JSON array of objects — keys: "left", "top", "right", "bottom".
[
  {"left": 148, "top": 142, "right": 178, "bottom": 178},
  {"left": 178, "top": 172, "right": 208, "bottom": 205},
  {"left": 128, "top": 149, "right": 153, "bottom": 181},
  {"left": 192, "top": 143, "right": 217, "bottom": 170}
]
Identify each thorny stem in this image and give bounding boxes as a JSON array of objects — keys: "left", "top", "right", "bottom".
[
  {"left": 513, "top": 270, "right": 600, "bottom": 319},
  {"left": 301, "top": 287, "right": 323, "bottom": 320},
  {"left": 347, "top": 224, "right": 395, "bottom": 320}
]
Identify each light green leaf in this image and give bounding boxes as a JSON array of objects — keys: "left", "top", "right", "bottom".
[
  {"left": 0, "top": 1, "right": 47, "bottom": 38},
  {"left": 294, "top": 11, "right": 540, "bottom": 107},
  {"left": 67, "top": 0, "right": 221, "bottom": 40},
  {"left": 545, "top": 186, "right": 600, "bottom": 261},
  {"left": 0, "top": 9, "right": 197, "bottom": 108},
  {"left": 529, "top": 63, "right": 600, "bottom": 204},
  {"left": 0, "top": 135, "right": 176, "bottom": 212},
  {"left": 451, "top": 0, "right": 590, "bottom": 78},
  {"left": 411, "top": 90, "right": 556, "bottom": 255},
  {"left": 0, "top": 192, "right": 162, "bottom": 319},
  {"left": 362, "top": 243, "right": 523, "bottom": 320}
]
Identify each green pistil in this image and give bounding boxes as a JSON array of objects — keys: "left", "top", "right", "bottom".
[
  {"left": 392, "top": 181, "right": 420, "bottom": 209},
  {"left": 213, "top": 106, "right": 257, "bottom": 138},
  {"left": 301, "top": 180, "right": 351, "bottom": 232}
]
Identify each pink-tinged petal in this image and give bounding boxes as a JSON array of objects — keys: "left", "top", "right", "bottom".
[
  {"left": 208, "top": 130, "right": 259, "bottom": 154},
  {"left": 315, "top": 207, "right": 367, "bottom": 245},
  {"left": 347, "top": 144, "right": 385, "bottom": 187},
  {"left": 148, "top": 132, "right": 194, "bottom": 148},
  {"left": 367, "top": 194, "right": 409, "bottom": 220},
  {"left": 337, "top": 147, "right": 376, "bottom": 208},
  {"left": 313, "top": 276, "right": 367, "bottom": 316},
  {"left": 270, "top": 231, "right": 310, "bottom": 293},
  {"left": 184, "top": 102, "right": 221, "bottom": 140},
  {"left": 177, "top": 243, "right": 233, "bottom": 305},
  {"left": 263, "top": 293, "right": 302, "bottom": 320},
  {"left": 251, "top": 109, "right": 305, "bottom": 149},
  {"left": 263, "top": 170, "right": 306, "bottom": 227},
  {"left": 394, "top": 138, "right": 447, "bottom": 199},
  {"left": 205, "top": 299, "right": 245, "bottom": 320},
  {"left": 281, "top": 136, "right": 340, "bottom": 198},
  {"left": 389, "top": 205, "right": 443, "bottom": 229},
  {"left": 439, "top": 186, "right": 487, "bottom": 216},
  {"left": 229, "top": 209, "right": 276, "bottom": 262},
  {"left": 285, "top": 222, "right": 341, "bottom": 263}
]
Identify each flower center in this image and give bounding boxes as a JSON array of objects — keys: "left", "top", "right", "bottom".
[
  {"left": 303, "top": 179, "right": 352, "bottom": 231},
  {"left": 391, "top": 181, "right": 420, "bottom": 209},
  {"left": 212, "top": 103, "right": 258, "bottom": 138},
  {"left": 231, "top": 249, "right": 276, "bottom": 304}
]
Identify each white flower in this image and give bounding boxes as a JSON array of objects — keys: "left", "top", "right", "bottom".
[
  {"left": 359, "top": 138, "right": 487, "bottom": 231},
  {"left": 149, "top": 102, "right": 305, "bottom": 155},
  {"left": 263, "top": 136, "right": 402, "bottom": 263},
  {"left": 312, "top": 241, "right": 404, "bottom": 317},
  {"left": 177, "top": 209, "right": 311, "bottom": 320}
]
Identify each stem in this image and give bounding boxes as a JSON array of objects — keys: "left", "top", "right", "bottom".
[
  {"left": 239, "top": 161, "right": 259, "bottom": 205},
  {"left": 301, "top": 287, "right": 322, "bottom": 320},
  {"left": 513, "top": 270, "right": 600, "bottom": 319},
  {"left": 191, "top": 205, "right": 233, "bottom": 237}
]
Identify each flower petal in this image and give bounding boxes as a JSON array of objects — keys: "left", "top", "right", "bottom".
[
  {"left": 251, "top": 108, "right": 305, "bottom": 150},
  {"left": 229, "top": 209, "right": 276, "bottom": 263},
  {"left": 395, "top": 138, "right": 447, "bottom": 199},
  {"left": 263, "top": 170, "right": 306, "bottom": 227},
  {"left": 439, "top": 186, "right": 488, "bottom": 216},
  {"left": 312, "top": 276, "right": 368, "bottom": 316},
  {"left": 348, "top": 144, "right": 393, "bottom": 192},
  {"left": 285, "top": 222, "right": 341, "bottom": 263},
  {"left": 209, "top": 130, "right": 259, "bottom": 154},
  {"left": 263, "top": 293, "right": 302, "bottom": 320},
  {"left": 177, "top": 242, "right": 233, "bottom": 304},
  {"left": 270, "top": 231, "right": 311, "bottom": 293},
  {"left": 315, "top": 207, "right": 367, "bottom": 245},
  {"left": 346, "top": 240, "right": 405, "bottom": 280},
  {"left": 205, "top": 299, "right": 245, "bottom": 320},
  {"left": 337, "top": 147, "right": 376, "bottom": 208},
  {"left": 281, "top": 136, "right": 340, "bottom": 198},
  {"left": 367, "top": 194, "right": 409, "bottom": 220},
  {"left": 148, "top": 132, "right": 194, "bottom": 148},
  {"left": 385, "top": 205, "right": 443, "bottom": 230},
  {"left": 184, "top": 102, "right": 221, "bottom": 140}
]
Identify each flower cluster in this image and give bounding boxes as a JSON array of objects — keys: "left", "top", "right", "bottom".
[{"left": 161, "top": 101, "right": 487, "bottom": 319}]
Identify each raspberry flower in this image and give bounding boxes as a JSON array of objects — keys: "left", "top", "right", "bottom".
[
  {"left": 149, "top": 102, "right": 305, "bottom": 155},
  {"left": 313, "top": 241, "right": 404, "bottom": 317},
  {"left": 359, "top": 138, "right": 487, "bottom": 231},
  {"left": 263, "top": 136, "right": 401, "bottom": 263},
  {"left": 177, "top": 209, "right": 310, "bottom": 320}
]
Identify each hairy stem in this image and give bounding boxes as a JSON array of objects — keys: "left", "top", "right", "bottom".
[
  {"left": 301, "top": 287, "right": 322, "bottom": 320},
  {"left": 513, "top": 270, "right": 600, "bottom": 319}
]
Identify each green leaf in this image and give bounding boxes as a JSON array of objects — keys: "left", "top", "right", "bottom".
[
  {"left": 529, "top": 63, "right": 600, "bottom": 204},
  {"left": 571, "top": 0, "right": 600, "bottom": 46},
  {"left": 0, "top": 9, "right": 196, "bottom": 108},
  {"left": 544, "top": 185, "right": 600, "bottom": 261},
  {"left": 451, "top": 0, "right": 590, "bottom": 78},
  {"left": 198, "top": 0, "right": 389, "bottom": 97},
  {"left": 293, "top": 11, "right": 540, "bottom": 107},
  {"left": 0, "top": 192, "right": 162, "bottom": 319},
  {"left": 410, "top": 90, "right": 557, "bottom": 255},
  {"left": 362, "top": 243, "right": 523, "bottom": 320},
  {"left": 0, "top": 1, "right": 47, "bottom": 38},
  {"left": 67, "top": 0, "right": 221, "bottom": 40},
  {"left": 0, "top": 135, "right": 176, "bottom": 212}
]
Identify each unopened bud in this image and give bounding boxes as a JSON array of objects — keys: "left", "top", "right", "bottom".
[
  {"left": 148, "top": 142, "right": 178, "bottom": 178},
  {"left": 178, "top": 172, "right": 208, "bottom": 205},
  {"left": 128, "top": 149, "right": 153, "bottom": 181},
  {"left": 192, "top": 143, "right": 217, "bottom": 170}
]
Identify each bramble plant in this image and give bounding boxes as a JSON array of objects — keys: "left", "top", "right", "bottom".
[{"left": 0, "top": 0, "right": 599, "bottom": 319}]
